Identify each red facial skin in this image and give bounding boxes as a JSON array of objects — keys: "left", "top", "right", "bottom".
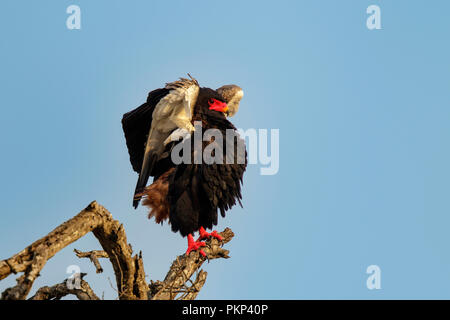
[{"left": 208, "top": 98, "right": 228, "bottom": 113}]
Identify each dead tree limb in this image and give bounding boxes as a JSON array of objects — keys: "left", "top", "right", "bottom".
[
  {"left": 0, "top": 201, "right": 146, "bottom": 300},
  {"left": 74, "top": 249, "right": 108, "bottom": 274},
  {"left": 28, "top": 273, "right": 100, "bottom": 300},
  {"left": 149, "top": 228, "right": 234, "bottom": 300},
  {"left": 0, "top": 201, "right": 234, "bottom": 300}
]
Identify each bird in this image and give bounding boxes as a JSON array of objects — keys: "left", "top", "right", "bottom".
[{"left": 122, "top": 75, "right": 246, "bottom": 256}]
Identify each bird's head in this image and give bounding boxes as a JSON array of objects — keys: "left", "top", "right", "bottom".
[{"left": 216, "top": 85, "right": 244, "bottom": 117}]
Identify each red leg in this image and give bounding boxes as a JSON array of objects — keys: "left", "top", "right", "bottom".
[
  {"left": 197, "top": 226, "right": 223, "bottom": 242},
  {"left": 185, "top": 234, "right": 206, "bottom": 257}
]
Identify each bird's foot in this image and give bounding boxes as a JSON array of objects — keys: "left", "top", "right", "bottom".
[
  {"left": 197, "top": 226, "right": 223, "bottom": 242},
  {"left": 186, "top": 234, "right": 206, "bottom": 257}
]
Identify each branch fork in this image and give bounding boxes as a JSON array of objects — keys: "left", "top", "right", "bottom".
[{"left": 0, "top": 201, "right": 234, "bottom": 300}]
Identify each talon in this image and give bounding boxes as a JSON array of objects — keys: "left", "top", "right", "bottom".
[
  {"left": 186, "top": 234, "right": 206, "bottom": 256},
  {"left": 209, "top": 230, "right": 223, "bottom": 241},
  {"left": 197, "top": 226, "right": 223, "bottom": 241}
]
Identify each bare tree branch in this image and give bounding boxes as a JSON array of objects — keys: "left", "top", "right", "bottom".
[
  {"left": 179, "top": 269, "right": 208, "bottom": 300},
  {"left": 89, "top": 202, "right": 148, "bottom": 300},
  {"left": 0, "top": 201, "right": 234, "bottom": 300},
  {"left": 0, "top": 201, "right": 147, "bottom": 300},
  {"left": 28, "top": 273, "right": 100, "bottom": 300},
  {"left": 150, "top": 228, "right": 234, "bottom": 300},
  {"left": 74, "top": 249, "right": 108, "bottom": 273}
]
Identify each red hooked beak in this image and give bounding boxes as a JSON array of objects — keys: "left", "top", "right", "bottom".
[{"left": 208, "top": 98, "right": 228, "bottom": 113}]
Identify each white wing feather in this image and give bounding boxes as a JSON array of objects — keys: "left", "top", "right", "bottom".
[{"left": 140, "top": 77, "right": 199, "bottom": 178}]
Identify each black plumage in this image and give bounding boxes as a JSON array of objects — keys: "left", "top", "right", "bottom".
[
  {"left": 168, "top": 88, "right": 246, "bottom": 236},
  {"left": 122, "top": 88, "right": 169, "bottom": 175}
]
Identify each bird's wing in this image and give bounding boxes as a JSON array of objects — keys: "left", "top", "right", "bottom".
[
  {"left": 122, "top": 88, "right": 170, "bottom": 173},
  {"left": 200, "top": 129, "right": 247, "bottom": 217},
  {"left": 133, "top": 76, "right": 200, "bottom": 208}
]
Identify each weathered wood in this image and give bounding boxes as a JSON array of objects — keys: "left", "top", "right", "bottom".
[
  {"left": 0, "top": 201, "right": 233, "bottom": 300},
  {"left": 74, "top": 249, "right": 108, "bottom": 274},
  {"left": 29, "top": 273, "right": 100, "bottom": 300},
  {"left": 150, "top": 228, "right": 234, "bottom": 300}
]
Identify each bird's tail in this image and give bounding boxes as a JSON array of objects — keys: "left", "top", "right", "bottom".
[
  {"left": 132, "top": 154, "right": 158, "bottom": 209},
  {"left": 133, "top": 173, "right": 148, "bottom": 209},
  {"left": 133, "top": 186, "right": 144, "bottom": 209}
]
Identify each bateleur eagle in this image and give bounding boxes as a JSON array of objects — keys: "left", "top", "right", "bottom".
[{"left": 122, "top": 75, "right": 246, "bottom": 256}]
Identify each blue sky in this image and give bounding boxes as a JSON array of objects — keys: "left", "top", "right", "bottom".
[{"left": 1, "top": 0, "right": 449, "bottom": 299}]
